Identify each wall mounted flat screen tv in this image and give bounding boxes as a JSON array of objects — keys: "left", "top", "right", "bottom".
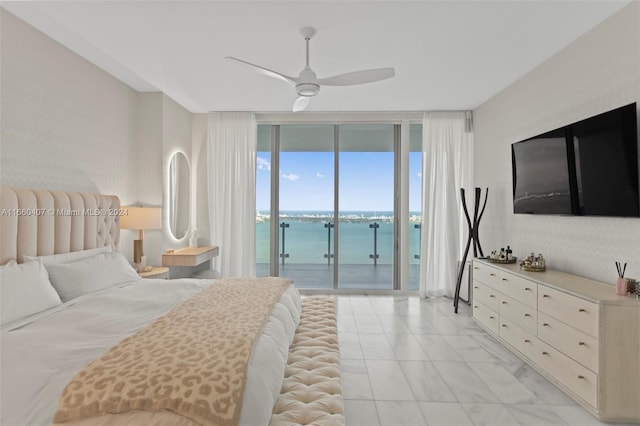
[{"left": 512, "top": 103, "right": 639, "bottom": 217}]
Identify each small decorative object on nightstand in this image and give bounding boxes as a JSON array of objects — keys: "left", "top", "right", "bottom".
[
  {"left": 138, "top": 266, "right": 170, "bottom": 279},
  {"left": 189, "top": 230, "right": 198, "bottom": 248}
]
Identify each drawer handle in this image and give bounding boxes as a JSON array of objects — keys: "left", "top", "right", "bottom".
[
  {"left": 542, "top": 294, "right": 550, "bottom": 298},
  {"left": 524, "top": 287, "right": 532, "bottom": 291},
  {"left": 577, "top": 375, "right": 585, "bottom": 380},
  {"left": 578, "top": 308, "right": 586, "bottom": 312},
  {"left": 489, "top": 316, "right": 495, "bottom": 319},
  {"left": 524, "top": 339, "right": 530, "bottom": 343},
  {"left": 502, "top": 301, "right": 507, "bottom": 304},
  {"left": 578, "top": 341, "right": 585, "bottom": 346},
  {"left": 542, "top": 351, "right": 548, "bottom": 355},
  {"left": 542, "top": 323, "right": 550, "bottom": 327},
  {"left": 474, "top": 267, "right": 479, "bottom": 270},
  {"left": 501, "top": 278, "right": 508, "bottom": 281},
  {"left": 474, "top": 305, "right": 479, "bottom": 308},
  {"left": 474, "top": 286, "right": 479, "bottom": 289},
  {"left": 524, "top": 313, "right": 531, "bottom": 317},
  {"left": 490, "top": 295, "right": 496, "bottom": 298},
  {"left": 501, "top": 324, "right": 507, "bottom": 328}
]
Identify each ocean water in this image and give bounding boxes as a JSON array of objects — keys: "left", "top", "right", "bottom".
[{"left": 256, "top": 211, "right": 421, "bottom": 265}]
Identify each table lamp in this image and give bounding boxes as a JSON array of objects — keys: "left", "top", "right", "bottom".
[{"left": 120, "top": 206, "right": 161, "bottom": 272}]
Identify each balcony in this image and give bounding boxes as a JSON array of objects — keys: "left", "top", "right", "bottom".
[
  {"left": 256, "top": 263, "right": 420, "bottom": 290},
  {"left": 257, "top": 216, "right": 421, "bottom": 290}
]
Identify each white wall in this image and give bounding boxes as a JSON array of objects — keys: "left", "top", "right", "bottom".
[
  {"left": 1, "top": 9, "right": 138, "bottom": 198},
  {"left": 134, "top": 92, "right": 164, "bottom": 266},
  {"left": 473, "top": 2, "right": 640, "bottom": 285},
  {"left": 1, "top": 10, "right": 194, "bottom": 267}
]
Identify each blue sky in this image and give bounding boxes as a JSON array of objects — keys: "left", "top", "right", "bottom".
[{"left": 256, "top": 151, "right": 423, "bottom": 211}]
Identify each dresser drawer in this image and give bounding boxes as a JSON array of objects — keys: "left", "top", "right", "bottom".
[
  {"left": 473, "top": 301, "right": 499, "bottom": 335},
  {"left": 473, "top": 281, "right": 500, "bottom": 312},
  {"left": 499, "top": 293, "right": 537, "bottom": 336},
  {"left": 533, "top": 339, "right": 598, "bottom": 408},
  {"left": 538, "top": 312, "right": 599, "bottom": 373},
  {"left": 472, "top": 262, "right": 501, "bottom": 290},
  {"left": 498, "top": 316, "right": 537, "bottom": 361},
  {"left": 538, "top": 286, "right": 599, "bottom": 338},
  {"left": 498, "top": 272, "right": 537, "bottom": 308}
]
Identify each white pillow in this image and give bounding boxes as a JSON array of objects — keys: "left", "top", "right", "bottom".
[
  {"left": 1, "top": 259, "right": 17, "bottom": 268},
  {"left": 1, "top": 259, "right": 62, "bottom": 326},
  {"left": 45, "top": 251, "right": 140, "bottom": 302},
  {"left": 23, "top": 246, "right": 112, "bottom": 265}
]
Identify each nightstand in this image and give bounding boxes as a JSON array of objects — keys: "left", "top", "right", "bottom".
[{"left": 139, "top": 266, "right": 170, "bottom": 279}]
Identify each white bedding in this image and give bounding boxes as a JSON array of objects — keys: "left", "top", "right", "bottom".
[{"left": 0, "top": 278, "right": 301, "bottom": 426}]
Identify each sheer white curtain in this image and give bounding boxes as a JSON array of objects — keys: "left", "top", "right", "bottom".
[
  {"left": 419, "top": 111, "right": 473, "bottom": 298},
  {"left": 207, "top": 112, "right": 257, "bottom": 277}
]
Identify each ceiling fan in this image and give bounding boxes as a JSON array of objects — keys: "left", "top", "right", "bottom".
[{"left": 226, "top": 27, "right": 395, "bottom": 112}]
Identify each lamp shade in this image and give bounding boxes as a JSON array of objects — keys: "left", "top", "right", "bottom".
[{"left": 120, "top": 207, "right": 161, "bottom": 230}]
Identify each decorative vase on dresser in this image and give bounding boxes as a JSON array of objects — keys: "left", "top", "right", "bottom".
[{"left": 472, "top": 259, "right": 640, "bottom": 423}]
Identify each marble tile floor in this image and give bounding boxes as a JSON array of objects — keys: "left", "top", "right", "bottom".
[{"left": 336, "top": 295, "right": 636, "bottom": 426}]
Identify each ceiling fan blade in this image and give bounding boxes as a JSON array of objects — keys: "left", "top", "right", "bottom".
[
  {"left": 317, "top": 67, "right": 395, "bottom": 86},
  {"left": 225, "top": 56, "right": 297, "bottom": 85},
  {"left": 292, "top": 96, "right": 311, "bottom": 112}
]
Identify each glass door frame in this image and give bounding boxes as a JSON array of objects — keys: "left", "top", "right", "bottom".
[{"left": 261, "top": 118, "right": 418, "bottom": 293}]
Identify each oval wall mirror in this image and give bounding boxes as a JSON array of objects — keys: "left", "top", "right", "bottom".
[{"left": 168, "top": 152, "right": 190, "bottom": 239}]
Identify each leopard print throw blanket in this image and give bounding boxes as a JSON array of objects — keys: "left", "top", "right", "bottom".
[{"left": 53, "top": 277, "right": 292, "bottom": 426}]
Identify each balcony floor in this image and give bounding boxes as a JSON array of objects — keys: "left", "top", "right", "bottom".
[{"left": 257, "top": 263, "right": 421, "bottom": 290}]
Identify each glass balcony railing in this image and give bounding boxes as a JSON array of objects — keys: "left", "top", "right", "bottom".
[{"left": 256, "top": 211, "right": 422, "bottom": 290}]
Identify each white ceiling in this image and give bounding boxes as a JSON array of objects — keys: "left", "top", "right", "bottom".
[{"left": 2, "top": 1, "right": 631, "bottom": 113}]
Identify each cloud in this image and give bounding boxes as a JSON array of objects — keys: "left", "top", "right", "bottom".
[
  {"left": 316, "top": 172, "right": 325, "bottom": 178},
  {"left": 257, "top": 156, "right": 271, "bottom": 171},
  {"left": 282, "top": 173, "right": 300, "bottom": 182}
]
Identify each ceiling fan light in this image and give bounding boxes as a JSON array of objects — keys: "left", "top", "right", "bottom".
[{"left": 296, "top": 83, "right": 319, "bottom": 97}]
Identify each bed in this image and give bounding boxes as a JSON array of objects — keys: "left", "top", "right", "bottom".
[{"left": 0, "top": 187, "right": 343, "bottom": 426}]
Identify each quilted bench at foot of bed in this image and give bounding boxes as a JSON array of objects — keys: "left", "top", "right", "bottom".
[{"left": 270, "top": 296, "right": 345, "bottom": 426}]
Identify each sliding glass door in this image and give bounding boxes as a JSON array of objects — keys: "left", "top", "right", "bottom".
[
  {"left": 256, "top": 122, "right": 422, "bottom": 291},
  {"left": 278, "top": 125, "right": 335, "bottom": 287},
  {"left": 338, "top": 125, "right": 395, "bottom": 289}
]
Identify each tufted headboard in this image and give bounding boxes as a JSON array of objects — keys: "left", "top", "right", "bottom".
[{"left": 0, "top": 187, "right": 120, "bottom": 264}]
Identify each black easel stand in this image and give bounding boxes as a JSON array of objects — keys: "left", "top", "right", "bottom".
[{"left": 454, "top": 187, "right": 488, "bottom": 313}]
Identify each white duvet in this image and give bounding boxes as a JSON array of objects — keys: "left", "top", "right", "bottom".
[{"left": 0, "top": 278, "right": 301, "bottom": 426}]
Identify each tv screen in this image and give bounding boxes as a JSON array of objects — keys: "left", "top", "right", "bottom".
[
  {"left": 512, "top": 103, "right": 639, "bottom": 217},
  {"left": 571, "top": 105, "right": 639, "bottom": 216},
  {"left": 512, "top": 129, "right": 573, "bottom": 215}
]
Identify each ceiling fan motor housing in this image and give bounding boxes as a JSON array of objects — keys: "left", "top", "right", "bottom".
[{"left": 296, "top": 83, "right": 320, "bottom": 97}]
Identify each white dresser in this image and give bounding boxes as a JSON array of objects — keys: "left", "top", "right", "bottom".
[{"left": 472, "top": 259, "right": 640, "bottom": 423}]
